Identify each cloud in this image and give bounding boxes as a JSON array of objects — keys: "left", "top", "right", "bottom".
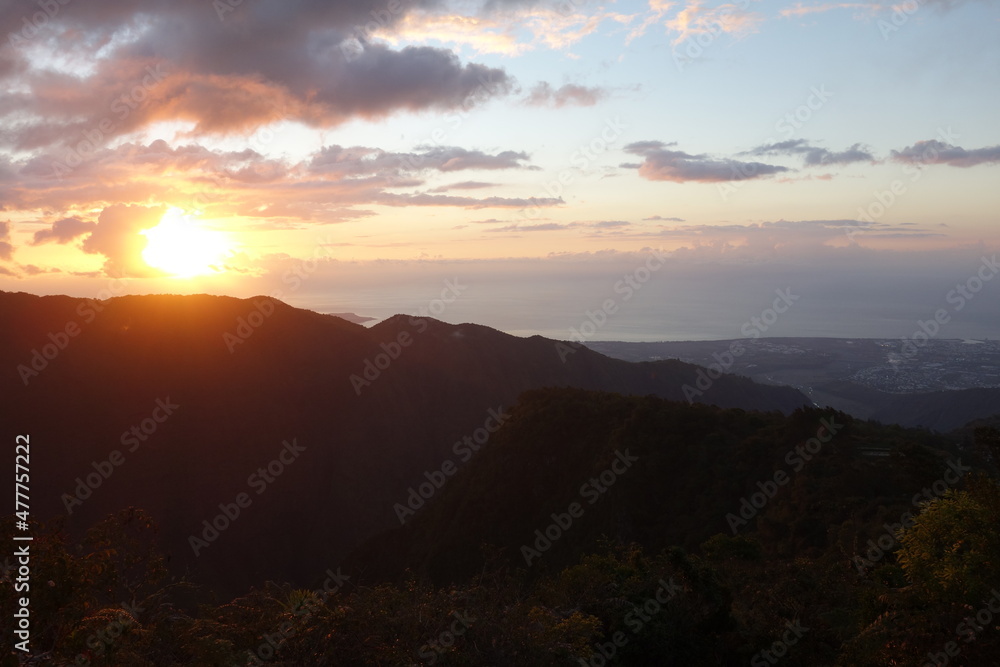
[
  {"left": 376, "top": 193, "right": 563, "bottom": 209},
  {"left": 524, "top": 82, "right": 609, "bottom": 108},
  {"left": 0, "top": 221, "right": 12, "bottom": 261},
  {"left": 664, "top": 1, "right": 763, "bottom": 45},
  {"left": 490, "top": 222, "right": 578, "bottom": 232},
  {"left": 80, "top": 204, "right": 166, "bottom": 277},
  {"left": 21, "top": 264, "right": 61, "bottom": 276},
  {"left": 309, "top": 145, "right": 534, "bottom": 177},
  {"left": 0, "top": 139, "right": 555, "bottom": 236},
  {"left": 420, "top": 147, "right": 534, "bottom": 171},
  {"left": 30, "top": 217, "right": 97, "bottom": 245},
  {"left": 779, "top": 3, "right": 881, "bottom": 18},
  {"left": 644, "top": 215, "right": 686, "bottom": 222},
  {"left": 0, "top": 0, "right": 516, "bottom": 152},
  {"left": 430, "top": 181, "right": 498, "bottom": 192},
  {"left": 652, "top": 219, "right": 947, "bottom": 251},
  {"left": 890, "top": 140, "right": 1000, "bottom": 168},
  {"left": 368, "top": 2, "right": 634, "bottom": 56},
  {"left": 624, "top": 141, "right": 790, "bottom": 183},
  {"left": 745, "top": 139, "right": 875, "bottom": 166},
  {"left": 487, "top": 220, "right": 627, "bottom": 233},
  {"left": 629, "top": 0, "right": 762, "bottom": 45},
  {"left": 779, "top": 0, "right": 980, "bottom": 19},
  {"left": 367, "top": 10, "right": 532, "bottom": 56},
  {"left": 628, "top": 0, "right": 675, "bottom": 42}
]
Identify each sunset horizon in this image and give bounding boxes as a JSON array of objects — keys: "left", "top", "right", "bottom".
[
  {"left": 1, "top": 0, "right": 998, "bottom": 342},
  {"left": 3, "top": 1, "right": 1000, "bottom": 664}
]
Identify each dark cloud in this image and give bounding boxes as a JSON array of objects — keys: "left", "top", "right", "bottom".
[
  {"left": 744, "top": 139, "right": 874, "bottom": 166},
  {"left": 624, "top": 141, "right": 790, "bottom": 183},
  {"left": 890, "top": 140, "right": 1000, "bottom": 167},
  {"left": 592, "top": 220, "right": 629, "bottom": 228},
  {"left": 524, "top": 82, "right": 608, "bottom": 108},
  {"left": 30, "top": 217, "right": 97, "bottom": 245},
  {"left": 644, "top": 215, "right": 685, "bottom": 222},
  {"left": 0, "top": 0, "right": 514, "bottom": 151}
]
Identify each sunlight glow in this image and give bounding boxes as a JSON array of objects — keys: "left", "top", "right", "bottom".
[{"left": 141, "top": 208, "right": 231, "bottom": 278}]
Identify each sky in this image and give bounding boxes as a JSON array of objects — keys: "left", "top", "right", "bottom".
[{"left": 0, "top": 0, "right": 998, "bottom": 341}]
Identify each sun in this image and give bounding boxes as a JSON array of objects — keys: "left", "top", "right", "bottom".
[{"left": 141, "top": 208, "right": 231, "bottom": 277}]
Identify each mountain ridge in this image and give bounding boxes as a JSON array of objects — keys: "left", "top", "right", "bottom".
[{"left": 0, "top": 290, "right": 806, "bottom": 594}]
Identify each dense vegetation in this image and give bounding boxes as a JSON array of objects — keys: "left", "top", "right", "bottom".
[{"left": 4, "top": 389, "right": 998, "bottom": 665}]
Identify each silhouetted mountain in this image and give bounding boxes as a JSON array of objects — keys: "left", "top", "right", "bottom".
[
  {"left": 0, "top": 291, "right": 806, "bottom": 595},
  {"left": 345, "top": 387, "right": 966, "bottom": 585},
  {"left": 869, "top": 387, "right": 1000, "bottom": 432}
]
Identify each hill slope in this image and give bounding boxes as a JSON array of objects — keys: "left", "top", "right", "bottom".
[
  {"left": 0, "top": 291, "right": 807, "bottom": 594},
  {"left": 346, "top": 387, "right": 965, "bottom": 585}
]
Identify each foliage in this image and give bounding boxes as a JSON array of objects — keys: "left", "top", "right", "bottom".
[{"left": 4, "top": 401, "right": 999, "bottom": 664}]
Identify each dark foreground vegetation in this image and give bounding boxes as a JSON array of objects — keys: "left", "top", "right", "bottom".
[{"left": 4, "top": 389, "right": 999, "bottom": 666}]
